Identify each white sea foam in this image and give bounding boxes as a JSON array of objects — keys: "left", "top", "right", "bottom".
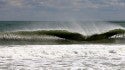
[{"left": 0, "top": 45, "right": 125, "bottom": 70}]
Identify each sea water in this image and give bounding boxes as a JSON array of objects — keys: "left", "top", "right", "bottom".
[{"left": 0, "top": 21, "right": 125, "bottom": 70}]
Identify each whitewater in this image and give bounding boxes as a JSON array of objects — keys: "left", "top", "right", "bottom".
[{"left": 0, "top": 45, "right": 125, "bottom": 70}]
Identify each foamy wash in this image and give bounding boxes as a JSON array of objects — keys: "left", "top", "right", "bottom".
[{"left": 0, "top": 21, "right": 125, "bottom": 45}]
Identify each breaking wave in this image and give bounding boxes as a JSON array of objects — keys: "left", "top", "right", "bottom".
[{"left": 0, "top": 29, "right": 125, "bottom": 42}]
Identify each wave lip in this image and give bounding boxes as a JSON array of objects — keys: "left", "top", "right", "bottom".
[
  {"left": 0, "top": 30, "right": 85, "bottom": 41},
  {"left": 86, "top": 29, "right": 125, "bottom": 41}
]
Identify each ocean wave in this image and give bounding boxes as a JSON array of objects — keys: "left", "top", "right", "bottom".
[{"left": 0, "top": 29, "right": 125, "bottom": 41}]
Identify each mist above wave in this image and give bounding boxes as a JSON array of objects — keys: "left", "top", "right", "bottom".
[{"left": 0, "top": 21, "right": 124, "bottom": 36}]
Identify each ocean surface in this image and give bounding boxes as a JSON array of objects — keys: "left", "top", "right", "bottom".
[
  {"left": 0, "top": 21, "right": 125, "bottom": 45},
  {"left": 0, "top": 21, "right": 125, "bottom": 70}
]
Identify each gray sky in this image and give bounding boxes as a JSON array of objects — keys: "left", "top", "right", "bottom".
[{"left": 0, "top": 0, "right": 125, "bottom": 21}]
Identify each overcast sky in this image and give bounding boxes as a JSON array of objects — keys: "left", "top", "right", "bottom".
[{"left": 0, "top": 0, "right": 125, "bottom": 21}]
